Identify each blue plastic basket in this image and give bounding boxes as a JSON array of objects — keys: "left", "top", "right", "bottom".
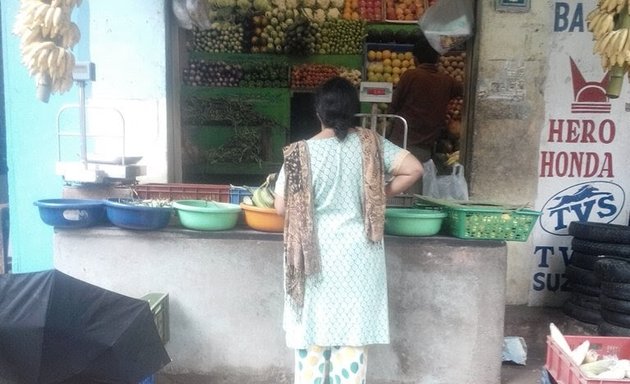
[
  {"left": 229, "top": 186, "right": 254, "bottom": 204},
  {"left": 104, "top": 198, "right": 173, "bottom": 231},
  {"left": 34, "top": 199, "right": 106, "bottom": 228}
]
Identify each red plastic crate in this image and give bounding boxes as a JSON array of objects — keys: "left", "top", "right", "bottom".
[
  {"left": 132, "top": 183, "right": 231, "bottom": 202},
  {"left": 546, "top": 335, "right": 630, "bottom": 384}
]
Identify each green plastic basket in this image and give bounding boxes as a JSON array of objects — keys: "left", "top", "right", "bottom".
[
  {"left": 415, "top": 196, "right": 541, "bottom": 241},
  {"left": 445, "top": 205, "right": 541, "bottom": 241}
]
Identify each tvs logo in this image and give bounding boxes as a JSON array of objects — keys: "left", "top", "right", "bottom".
[
  {"left": 540, "top": 181, "right": 625, "bottom": 236},
  {"left": 570, "top": 57, "right": 611, "bottom": 114}
]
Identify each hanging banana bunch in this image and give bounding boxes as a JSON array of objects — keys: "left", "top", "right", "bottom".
[
  {"left": 13, "top": 0, "right": 83, "bottom": 102},
  {"left": 242, "top": 173, "right": 277, "bottom": 209},
  {"left": 586, "top": 0, "right": 630, "bottom": 98}
]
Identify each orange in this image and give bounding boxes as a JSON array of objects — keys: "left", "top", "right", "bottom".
[{"left": 382, "top": 49, "right": 392, "bottom": 60}]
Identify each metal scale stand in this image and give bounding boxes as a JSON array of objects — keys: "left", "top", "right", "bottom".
[
  {"left": 356, "top": 81, "right": 412, "bottom": 206},
  {"left": 55, "top": 62, "right": 146, "bottom": 184},
  {"left": 356, "top": 81, "right": 408, "bottom": 149}
]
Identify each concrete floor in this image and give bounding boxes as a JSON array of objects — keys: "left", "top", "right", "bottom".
[
  {"left": 157, "top": 305, "right": 600, "bottom": 384},
  {"left": 501, "top": 305, "right": 598, "bottom": 384}
]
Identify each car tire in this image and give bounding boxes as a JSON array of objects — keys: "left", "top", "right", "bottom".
[
  {"left": 565, "top": 264, "right": 600, "bottom": 287},
  {"left": 572, "top": 238, "right": 630, "bottom": 258},
  {"left": 598, "top": 320, "right": 630, "bottom": 336},
  {"left": 570, "top": 251, "right": 602, "bottom": 271},
  {"left": 601, "top": 281, "right": 630, "bottom": 301},
  {"left": 594, "top": 257, "right": 630, "bottom": 283},
  {"left": 570, "top": 282, "right": 601, "bottom": 297},
  {"left": 601, "top": 308, "right": 630, "bottom": 328},
  {"left": 569, "top": 221, "right": 630, "bottom": 244},
  {"left": 562, "top": 299, "right": 602, "bottom": 325},
  {"left": 600, "top": 294, "right": 630, "bottom": 315},
  {"left": 568, "top": 292, "right": 600, "bottom": 311}
]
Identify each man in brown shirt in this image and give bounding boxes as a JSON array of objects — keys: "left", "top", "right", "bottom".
[{"left": 388, "top": 36, "right": 463, "bottom": 164}]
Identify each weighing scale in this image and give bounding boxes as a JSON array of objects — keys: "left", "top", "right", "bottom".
[
  {"left": 356, "top": 81, "right": 408, "bottom": 149},
  {"left": 55, "top": 62, "right": 147, "bottom": 184}
]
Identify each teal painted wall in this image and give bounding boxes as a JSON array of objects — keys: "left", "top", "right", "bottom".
[
  {"left": 2, "top": 2, "right": 71, "bottom": 272},
  {"left": 1, "top": 1, "right": 167, "bottom": 272}
]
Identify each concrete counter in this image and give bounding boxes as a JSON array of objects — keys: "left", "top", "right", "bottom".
[{"left": 53, "top": 227, "right": 507, "bottom": 384}]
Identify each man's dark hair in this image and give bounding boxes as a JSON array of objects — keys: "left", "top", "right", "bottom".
[{"left": 412, "top": 34, "right": 440, "bottom": 64}]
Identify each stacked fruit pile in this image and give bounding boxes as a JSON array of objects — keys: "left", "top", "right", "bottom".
[
  {"left": 437, "top": 52, "right": 466, "bottom": 83},
  {"left": 240, "top": 62, "right": 290, "bottom": 88},
  {"left": 341, "top": 0, "right": 382, "bottom": 21},
  {"left": 339, "top": 67, "right": 362, "bottom": 86},
  {"left": 246, "top": 8, "right": 363, "bottom": 54},
  {"left": 384, "top": 0, "right": 426, "bottom": 22},
  {"left": 290, "top": 63, "right": 341, "bottom": 88},
  {"left": 183, "top": 59, "right": 290, "bottom": 88},
  {"left": 14, "top": 0, "right": 83, "bottom": 101},
  {"left": 189, "top": 22, "right": 245, "bottom": 53},
  {"left": 365, "top": 48, "right": 415, "bottom": 85},
  {"left": 183, "top": 60, "right": 244, "bottom": 87},
  {"left": 314, "top": 19, "right": 365, "bottom": 54},
  {"left": 446, "top": 97, "right": 463, "bottom": 122}
]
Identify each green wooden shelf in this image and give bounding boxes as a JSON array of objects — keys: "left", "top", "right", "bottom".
[
  {"left": 188, "top": 51, "right": 363, "bottom": 69},
  {"left": 188, "top": 162, "right": 283, "bottom": 175}
]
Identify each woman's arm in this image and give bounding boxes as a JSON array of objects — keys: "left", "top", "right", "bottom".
[{"left": 385, "top": 152, "right": 423, "bottom": 196}]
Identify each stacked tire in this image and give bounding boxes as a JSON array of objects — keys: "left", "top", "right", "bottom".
[
  {"left": 565, "top": 221, "right": 630, "bottom": 333},
  {"left": 562, "top": 221, "right": 604, "bottom": 325},
  {"left": 596, "top": 257, "right": 630, "bottom": 336}
]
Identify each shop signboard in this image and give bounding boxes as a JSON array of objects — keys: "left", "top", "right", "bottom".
[{"left": 529, "top": 0, "right": 630, "bottom": 305}]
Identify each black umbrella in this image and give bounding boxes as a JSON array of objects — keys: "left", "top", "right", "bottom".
[{"left": 0, "top": 269, "right": 170, "bottom": 384}]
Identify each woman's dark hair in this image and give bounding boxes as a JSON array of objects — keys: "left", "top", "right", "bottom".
[
  {"left": 314, "top": 77, "right": 360, "bottom": 140},
  {"left": 412, "top": 34, "right": 440, "bottom": 64}
]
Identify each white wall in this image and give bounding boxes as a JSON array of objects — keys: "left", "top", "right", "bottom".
[{"left": 74, "top": 1, "right": 169, "bottom": 183}]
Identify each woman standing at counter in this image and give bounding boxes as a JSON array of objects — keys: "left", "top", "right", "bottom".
[{"left": 274, "top": 77, "right": 422, "bottom": 383}]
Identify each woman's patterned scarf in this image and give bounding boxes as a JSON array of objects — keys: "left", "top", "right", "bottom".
[{"left": 283, "top": 128, "right": 386, "bottom": 307}]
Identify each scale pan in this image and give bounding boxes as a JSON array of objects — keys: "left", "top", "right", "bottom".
[{"left": 87, "top": 154, "right": 143, "bottom": 165}]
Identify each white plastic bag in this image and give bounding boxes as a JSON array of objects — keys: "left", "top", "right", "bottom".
[
  {"left": 422, "top": 159, "right": 469, "bottom": 200},
  {"left": 418, "top": 0, "right": 474, "bottom": 55}
]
